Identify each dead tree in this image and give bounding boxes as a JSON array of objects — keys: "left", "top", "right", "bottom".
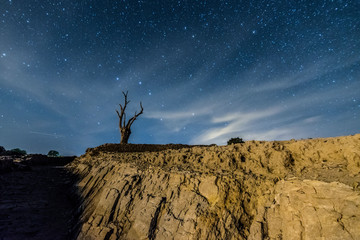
[{"left": 116, "top": 91, "right": 143, "bottom": 144}]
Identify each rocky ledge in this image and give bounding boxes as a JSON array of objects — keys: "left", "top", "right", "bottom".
[{"left": 68, "top": 134, "right": 360, "bottom": 240}]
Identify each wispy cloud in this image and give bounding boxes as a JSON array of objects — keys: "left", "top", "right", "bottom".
[
  {"left": 191, "top": 107, "right": 283, "bottom": 144},
  {"left": 250, "top": 54, "right": 360, "bottom": 93},
  {"left": 143, "top": 56, "right": 360, "bottom": 145}
]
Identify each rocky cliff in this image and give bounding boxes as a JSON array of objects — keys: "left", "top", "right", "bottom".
[{"left": 68, "top": 134, "right": 360, "bottom": 240}]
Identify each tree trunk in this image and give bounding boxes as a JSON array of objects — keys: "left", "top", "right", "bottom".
[{"left": 120, "top": 128, "right": 131, "bottom": 144}]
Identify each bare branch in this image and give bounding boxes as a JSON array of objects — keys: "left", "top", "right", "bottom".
[
  {"left": 126, "top": 102, "right": 143, "bottom": 128},
  {"left": 116, "top": 91, "right": 131, "bottom": 128},
  {"left": 115, "top": 109, "right": 121, "bottom": 118},
  {"left": 122, "top": 91, "right": 130, "bottom": 105}
]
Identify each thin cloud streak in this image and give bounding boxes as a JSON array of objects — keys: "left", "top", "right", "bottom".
[
  {"left": 192, "top": 107, "right": 283, "bottom": 144},
  {"left": 251, "top": 56, "right": 360, "bottom": 93}
]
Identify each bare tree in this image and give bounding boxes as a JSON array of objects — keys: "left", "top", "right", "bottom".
[{"left": 116, "top": 91, "right": 144, "bottom": 144}]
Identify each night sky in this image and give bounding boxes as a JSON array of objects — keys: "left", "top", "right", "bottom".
[{"left": 0, "top": 0, "right": 359, "bottom": 156}]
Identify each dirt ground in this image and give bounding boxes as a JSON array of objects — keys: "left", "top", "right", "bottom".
[{"left": 0, "top": 166, "right": 79, "bottom": 240}]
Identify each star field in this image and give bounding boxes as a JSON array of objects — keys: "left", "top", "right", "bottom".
[{"left": 0, "top": 0, "right": 359, "bottom": 155}]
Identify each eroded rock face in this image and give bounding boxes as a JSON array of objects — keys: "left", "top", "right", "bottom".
[
  {"left": 68, "top": 134, "right": 360, "bottom": 239},
  {"left": 73, "top": 163, "right": 264, "bottom": 239},
  {"left": 249, "top": 180, "right": 360, "bottom": 240}
]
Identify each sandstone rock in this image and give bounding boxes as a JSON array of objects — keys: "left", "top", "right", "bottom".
[
  {"left": 198, "top": 176, "right": 219, "bottom": 205},
  {"left": 249, "top": 180, "right": 360, "bottom": 240},
  {"left": 68, "top": 134, "right": 360, "bottom": 239}
]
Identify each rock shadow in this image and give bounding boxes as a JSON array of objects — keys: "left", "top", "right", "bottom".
[{"left": 0, "top": 161, "right": 82, "bottom": 240}]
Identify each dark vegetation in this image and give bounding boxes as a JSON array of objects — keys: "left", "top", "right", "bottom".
[
  {"left": 227, "top": 137, "right": 245, "bottom": 145},
  {"left": 86, "top": 143, "right": 211, "bottom": 156},
  {"left": 0, "top": 147, "right": 27, "bottom": 156},
  {"left": 0, "top": 146, "right": 76, "bottom": 173},
  {"left": 48, "top": 150, "right": 60, "bottom": 157},
  {"left": 23, "top": 155, "right": 76, "bottom": 166}
]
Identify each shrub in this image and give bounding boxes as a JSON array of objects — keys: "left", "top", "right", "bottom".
[
  {"left": 47, "top": 150, "right": 60, "bottom": 157},
  {"left": 9, "top": 148, "right": 27, "bottom": 156},
  {"left": 227, "top": 137, "right": 245, "bottom": 145},
  {"left": 0, "top": 146, "right": 5, "bottom": 154}
]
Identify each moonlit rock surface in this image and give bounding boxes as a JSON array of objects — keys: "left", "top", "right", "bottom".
[{"left": 68, "top": 134, "right": 360, "bottom": 239}]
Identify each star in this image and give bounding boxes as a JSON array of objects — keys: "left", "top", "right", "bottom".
[{"left": 0, "top": 0, "right": 358, "bottom": 154}]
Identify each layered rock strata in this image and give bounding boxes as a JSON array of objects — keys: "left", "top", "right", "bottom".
[{"left": 69, "top": 134, "right": 360, "bottom": 239}]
